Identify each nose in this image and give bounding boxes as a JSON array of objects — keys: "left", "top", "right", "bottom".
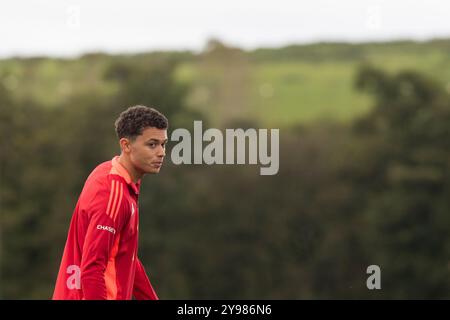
[{"left": 158, "top": 145, "right": 165, "bottom": 158}]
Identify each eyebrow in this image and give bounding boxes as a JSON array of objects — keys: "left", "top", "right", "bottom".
[{"left": 146, "top": 138, "right": 168, "bottom": 144}]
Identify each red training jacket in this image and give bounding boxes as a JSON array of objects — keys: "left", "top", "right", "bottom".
[{"left": 52, "top": 156, "right": 158, "bottom": 300}]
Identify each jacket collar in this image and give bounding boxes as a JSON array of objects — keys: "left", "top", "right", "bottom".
[{"left": 110, "top": 156, "right": 141, "bottom": 195}]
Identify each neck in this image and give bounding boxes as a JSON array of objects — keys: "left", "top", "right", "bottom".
[{"left": 118, "top": 154, "right": 143, "bottom": 183}]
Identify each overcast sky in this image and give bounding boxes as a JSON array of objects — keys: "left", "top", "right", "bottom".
[{"left": 0, "top": 0, "right": 449, "bottom": 58}]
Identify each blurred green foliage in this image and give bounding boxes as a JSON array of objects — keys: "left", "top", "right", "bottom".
[{"left": 0, "top": 40, "right": 449, "bottom": 299}]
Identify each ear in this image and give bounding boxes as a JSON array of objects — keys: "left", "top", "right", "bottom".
[{"left": 119, "top": 137, "right": 132, "bottom": 154}]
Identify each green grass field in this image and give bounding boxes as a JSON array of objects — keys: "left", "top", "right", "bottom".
[
  {"left": 2, "top": 40, "right": 449, "bottom": 128},
  {"left": 175, "top": 40, "right": 450, "bottom": 127}
]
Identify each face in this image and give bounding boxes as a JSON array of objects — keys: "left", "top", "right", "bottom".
[{"left": 125, "top": 127, "right": 168, "bottom": 175}]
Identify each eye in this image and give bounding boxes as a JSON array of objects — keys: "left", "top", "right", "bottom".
[{"left": 148, "top": 143, "right": 157, "bottom": 148}]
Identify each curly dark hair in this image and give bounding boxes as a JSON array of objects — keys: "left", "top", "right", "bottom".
[{"left": 115, "top": 105, "right": 168, "bottom": 140}]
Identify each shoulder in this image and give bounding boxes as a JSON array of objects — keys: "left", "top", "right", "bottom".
[
  {"left": 102, "top": 176, "right": 128, "bottom": 222},
  {"left": 80, "top": 161, "right": 112, "bottom": 199},
  {"left": 79, "top": 160, "right": 127, "bottom": 211}
]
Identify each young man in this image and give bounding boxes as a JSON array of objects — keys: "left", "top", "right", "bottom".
[{"left": 52, "top": 105, "right": 168, "bottom": 300}]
